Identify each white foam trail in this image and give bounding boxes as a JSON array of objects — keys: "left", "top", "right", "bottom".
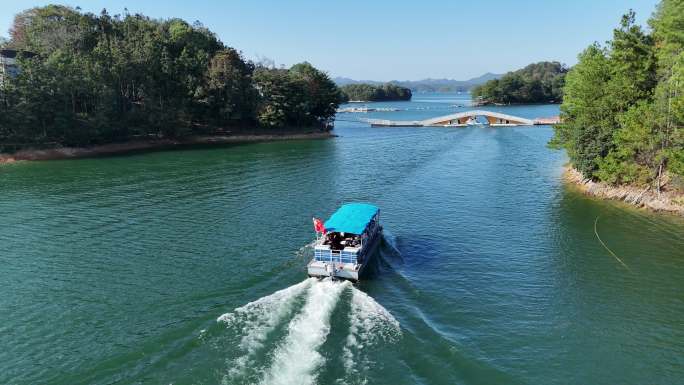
[
  {"left": 260, "top": 279, "right": 351, "bottom": 385},
  {"left": 342, "top": 287, "right": 401, "bottom": 382},
  {"left": 217, "top": 279, "right": 313, "bottom": 379}
]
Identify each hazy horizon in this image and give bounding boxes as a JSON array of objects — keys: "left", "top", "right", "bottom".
[
  {"left": 331, "top": 72, "right": 502, "bottom": 82},
  {"left": 0, "top": 0, "right": 659, "bottom": 80}
]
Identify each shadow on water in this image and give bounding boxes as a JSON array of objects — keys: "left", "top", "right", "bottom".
[
  {"left": 378, "top": 229, "right": 405, "bottom": 263},
  {"left": 357, "top": 233, "right": 522, "bottom": 385},
  {"left": 541, "top": 187, "right": 684, "bottom": 384},
  {"left": 359, "top": 232, "right": 404, "bottom": 281}
]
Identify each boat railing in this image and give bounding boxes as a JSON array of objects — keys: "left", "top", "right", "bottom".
[{"left": 314, "top": 247, "right": 356, "bottom": 264}]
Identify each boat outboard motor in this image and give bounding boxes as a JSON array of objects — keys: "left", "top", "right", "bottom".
[{"left": 325, "top": 263, "right": 335, "bottom": 278}]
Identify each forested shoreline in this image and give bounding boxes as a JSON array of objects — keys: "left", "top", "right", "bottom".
[
  {"left": 339, "top": 83, "right": 412, "bottom": 102},
  {"left": 471, "top": 61, "right": 567, "bottom": 105},
  {"left": 0, "top": 6, "right": 343, "bottom": 152},
  {"left": 551, "top": 1, "right": 684, "bottom": 198}
]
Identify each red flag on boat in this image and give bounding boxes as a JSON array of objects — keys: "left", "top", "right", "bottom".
[{"left": 313, "top": 217, "right": 326, "bottom": 234}]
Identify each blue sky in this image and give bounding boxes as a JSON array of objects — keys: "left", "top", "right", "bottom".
[{"left": 0, "top": 0, "right": 660, "bottom": 81}]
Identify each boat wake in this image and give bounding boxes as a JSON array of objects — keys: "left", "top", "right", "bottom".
[
  {"left": 217, "top": 278, "right": 400, "bottom": 385},
  {"left": 217, "top": 279, "right": 312, "bottom": 380},
  {"left": 342, "top": 287, "right": 401, "bottom": 384}
]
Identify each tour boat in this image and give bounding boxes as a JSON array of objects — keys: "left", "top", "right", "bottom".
[{"left": 308, "top": 203, "right": 382, "bottom": 282}]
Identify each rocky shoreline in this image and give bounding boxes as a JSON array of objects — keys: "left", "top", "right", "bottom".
[
  {"left": 0, "top": 131, "right": 334, "bottom": 164},
  {"left": 563, "top": 166, "right": 684, "bottom": 215}
]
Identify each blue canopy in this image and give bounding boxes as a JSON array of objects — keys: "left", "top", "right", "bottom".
[{"left": 324, "top": 203, "right": 379, "bottom": 235}]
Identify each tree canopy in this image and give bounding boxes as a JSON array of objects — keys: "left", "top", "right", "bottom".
[
  {"left": 551, "top": 3, "right": 684, "bottom": 192},
  {"left": 471, "top": 61, "right": 567, "bottom": 105},
  {"left": 339, "top": 83, "right": 412, "bottom": 102},
  {"left": 0, "top": 6, "right": 343, "bottom": 151}
]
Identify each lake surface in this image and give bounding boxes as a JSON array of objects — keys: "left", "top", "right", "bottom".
[{"left": 2, "top": 93, "right": 683, "bottom": 385}]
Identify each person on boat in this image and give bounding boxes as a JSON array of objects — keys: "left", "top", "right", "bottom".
[{"left": 329, "top": 232, "right": 343, "bottom": 250}]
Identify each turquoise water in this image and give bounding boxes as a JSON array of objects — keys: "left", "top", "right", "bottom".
[{"left": 1, "top": 93, "right": 683, "bottom": 384}]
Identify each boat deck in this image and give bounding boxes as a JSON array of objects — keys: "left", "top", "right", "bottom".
[{"left": 307, "top": 260, "right": 361, "bottom": 281}]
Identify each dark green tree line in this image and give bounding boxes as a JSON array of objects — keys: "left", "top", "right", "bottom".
[
  {"left": 551, "top": 3, "right": 684, "bottom": 191},
  {"left": 339, "top": 83, "right": 412, "bottom": 102},
  {"left": 471, "top": 61, "right": 567, "bottom": 105},
  {"left": 0, "top": 5, "right": 343, "bottom": 151}
]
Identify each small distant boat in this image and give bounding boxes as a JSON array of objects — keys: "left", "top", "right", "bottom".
[
  {"left": 336, "top": 107, "right": 376, "bottom": 113},
  {"left": 308, "top": 203, "right": 382, "bottom": 282}
]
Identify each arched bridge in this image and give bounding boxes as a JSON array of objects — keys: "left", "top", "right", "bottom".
[
  {"left": 364, "top": 110, "right": 557, "bottom": 127},
  {"left": 422, "top": 110, "right": 534, "bottom": 126}
]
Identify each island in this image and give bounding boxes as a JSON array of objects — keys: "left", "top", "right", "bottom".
[
  {"left": 339, "top": 83, "right": 412, "bottom": 102},
  {"left": 471, "top": 61, "right": 567, "bottom": 105},
  {"left": 0, "top": 5, "right": 343, "bottom": 160}
]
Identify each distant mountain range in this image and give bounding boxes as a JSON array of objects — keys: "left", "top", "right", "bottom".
[{"left": 333, "top": 73, "right": 502, "bottom": 92}]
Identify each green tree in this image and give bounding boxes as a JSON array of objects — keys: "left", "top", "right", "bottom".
[
  {"left": 339, "top": 83, "right": 412, "bottom": 102},
  {"left": 203, "top": 48, "right": 257, "bottom": 126},
  {"left": 593, "top": 10, "right": 658, "bottom": 183},
  {"left": 289, "top": 62, "right": 344, "bottom": 127},
  {"left": 605, "top": 11, "right": 656, "bottom": 112},
  {"left": 253, "top": 67, "right": 307, "bottom": 129},
  {"left": 595, "top": 102, "right": 657, "bottom": 184},
  {"left": 650, "top": 0, "right": 684, "bottom": 181},
  {"left": 252, "top": 63, "right": 341, "bottom": 129},
  {"left": 472, "top": 61, "right": 567, "bottom": 104},
  {"left": 550, "top": 45, "right": 613, "bottom": 176},
  {"left": 552, "top": 2, "right": 684, "bottom": 191},
  {"left": 0, "top": 6, "right": 342, "bottom": 151}
]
